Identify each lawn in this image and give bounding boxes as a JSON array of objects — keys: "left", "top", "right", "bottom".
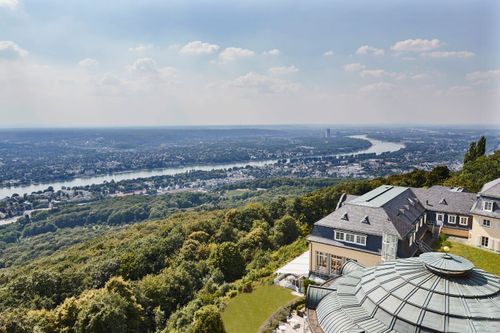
[
  {"left": 222, "top": 285, "right": 298, "bottom": 333},
  {"left": 436, "top": 240, "right": 500, "bottom": 276}
]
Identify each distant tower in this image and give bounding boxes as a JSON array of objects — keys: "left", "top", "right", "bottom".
[{"left": 325, "top": 128, "right": 331, "bottom": 138}]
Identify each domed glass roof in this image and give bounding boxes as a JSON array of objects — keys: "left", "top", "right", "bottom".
[{"left": 313, "top": 252, "right": 500, "bottom": 333}]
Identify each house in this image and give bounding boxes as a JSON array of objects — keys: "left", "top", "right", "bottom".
[
  {"left": 469, "top": 178, "right": 500, "bottom": 251},
  {"left": 307, "top": 185, "right": 432, "bottom": 278},
  {"left": 306, "top": 181, "right": 500, "bottom": 279},
  {"left": 412, "top": 185, "right": 476, "bottom": 238}
]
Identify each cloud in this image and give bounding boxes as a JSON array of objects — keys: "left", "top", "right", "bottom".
[
  {"left": 343, "top": 63, "right": 365, "bottom": 72},
  {"left": 100, "top": 74, "right": 122, "bottom": 86},
  {"left": 0, "top": 0, "right": 18, "bottom": 10},
  {"left": 360, "top": 69, "right": 386, "bottom": 78},
  {"left": 128, "top": 58, "right": 176, "bottom": 83},
  {"left": 219, "top": 47, "right": 255, "bottom": 63},
  {"left": 465, "top": 70, "right": 500, "bottom": 84},
  {"left": 391, "top": 38, "right": 441, "bottom": 52},
  {"left": 411, "top": 73, "right": 429, "bottom": 80},
  {"left": 323, "top": 50, "right": 334, "bottom": 57},
  {"left": 264, "top": 49, "right": 280, "bottom": 56},
  {"left": 269, "top": 65, "right": 299, "bottom": 75},
  {"left": 356, "top": 45, "right": 384, "bottom": 56},
  {"left": 78, "top": 58, "right": 98, "bottom": 69},
  {"left": 359, "top": 69, "right": 406, "bottom": 80},
  {"left": 422, "top": 51, "right": 475, "bottom": 59},
  {"left": 437, "top": 85, "right": 475, "bottom": 97},
  {"left": 359, "top": 81, "right": 394, "bottom": 93},
  {"left": 0, "top": 41, "right": 28, "bottom": 60},
  {"left": 129, "top": 58, "right": 158, "bottom": 74},
  {"left": 230, "top": 72, "right": 299, "bottom": 93},
  {"left": 179, "top": 41, "right": 219, "bottom": 55},
  {"left": 129, "top": 44, "right": 153, "bottom": 52}
]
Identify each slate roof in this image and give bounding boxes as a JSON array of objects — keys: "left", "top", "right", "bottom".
[
  {"left": 479, "top": 178, "right": 500, "bottom": 199},
  {"left": 470, "top": 198, "right": 500, "bottom": 219},
  {"left": 314, "top": 185, "right": 425, "bottom": 239},
  {"left": 469, "top": 178, "right": 500, "bottom": 218},
  {"left": 308, "top": 252, "right": 500, "bottom": 333},
  {"left": 411, "top": 185, "right": 476, "bottom": 215}
]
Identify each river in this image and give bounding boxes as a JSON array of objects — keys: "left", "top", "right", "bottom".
[{"left": 0, "top": 135, "right": 404, "bottom": 198}]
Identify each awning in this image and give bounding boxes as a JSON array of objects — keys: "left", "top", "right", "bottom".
[{"left": 275, "top": 251, "right": 310, "bottom": 277}]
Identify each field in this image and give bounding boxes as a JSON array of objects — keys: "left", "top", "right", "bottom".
[
  {"left": 221, "top": 285, "right": 298, "bottom": 333},
  {"left": 436, "top": 240, "right": 500, "bottom": 275}
]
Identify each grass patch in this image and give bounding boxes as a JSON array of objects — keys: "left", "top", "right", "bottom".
[
  {"left": 435, "top": 240, "right": 500, "bottom": 275},
  {"left": 222, "top": 285, "right": 298, "bottom": 333}
]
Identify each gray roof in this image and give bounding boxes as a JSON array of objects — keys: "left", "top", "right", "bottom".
[
  {"left": 480, "top": 178, "right": 500, "bottom": 199},
  {"left": 411, "top": 185, "right": 476, "bottom": 215},
  {"left": 350, "top": 185, "right": 409, "bottom": 207},
  {"left": 470, "top": 195, "right": 500, "bottom": 219},
  {"left": 309, "top": 252, "right": 500, "bottom": 333},
  {"left": 335, "top": 193, "right": 360, "bottom": 210},
  {"left": 470, "top": 178, "right": 500, "bottom": 218},
  {"left": 316, "top": 185, "right": 425, "bottom": 239}
]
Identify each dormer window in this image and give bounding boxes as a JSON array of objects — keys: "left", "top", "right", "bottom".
[
  {"left": 341, "top": 213, "right": 349, "bottom": 221},
  {"left": 361, "top": 216, "right": 369, "bottom": 224},
  {"left": 483, "top": 201, "right": 493, "bottom": 212},
  {"left": 439, "top": 198, "right": 447, "bottom": 205}
]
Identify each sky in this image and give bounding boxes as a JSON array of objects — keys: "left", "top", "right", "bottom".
[{"left": 0, "top": 0, "right": 499, "bottom": 127}]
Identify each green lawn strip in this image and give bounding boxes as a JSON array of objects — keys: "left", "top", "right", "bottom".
[
  {"left": 222, "top": 285, "right": 298, "bottom": 333},
  {"left": 437, "top": 241, "right": 500, "bottom": 276}
]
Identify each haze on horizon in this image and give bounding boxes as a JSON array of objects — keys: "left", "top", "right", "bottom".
[{"left": 0, "top": 0, "right": 499, "bottom": 128}]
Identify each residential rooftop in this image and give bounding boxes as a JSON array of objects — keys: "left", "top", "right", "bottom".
[
  {"left": 349, "top": 185, "right": 409, "bottom": 208},
  {"left": 312, "top": 185, "right": 426, "bottom": 239},
  {"left": 412, "top": 185, "right": 476, "bottom": 215},
  {"left": 480, "top": 178, "right": 500, "bottom": 199}
]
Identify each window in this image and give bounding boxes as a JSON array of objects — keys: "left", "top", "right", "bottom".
[
  {"left": 329, "top": 255, "right": 345, "bottom": 275},
  {"left": 335, "top": 230, "right": 366, "bottom": 246},
  {"left": 316, "top": 251, "right": 328, "bottom": 271},
  {"left": 436, "top": 213, "right": 444, "bottom": 222},
  {"left": 345, "top": 233, "right": 355, "bottom": 243},
  {"left": 459, "top": 216, "right": 468, "bottom": 226},
  {"left": 483, "top": 201, "right": 493, "bottom": 212},
  {"left": 481, "top": 236, "right": 489, "bottom": 247},
  {"left": 448, "top": 215, "right": 456, "bottom": 224},
  {"left": 483, "top": 219, "right": 491, "bottom": 228},
  {"left": 356, "top": 235, "right": 367, "bottom": 245}
]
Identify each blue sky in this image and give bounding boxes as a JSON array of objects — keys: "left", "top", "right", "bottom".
[{"left": 0, "top": 0, "right": 499, "bottom": 127}]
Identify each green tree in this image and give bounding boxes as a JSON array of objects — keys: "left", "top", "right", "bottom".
[
  {"left": 271, "top": 215, "right": 300, "bottom": 246},
  {"left": 191, "top": 305, "right": 226, "bottom": 333},
  {"left": 224, "top": 203, "right": 270, "bottom": 231},
  {"left": 425, "top": 165, "right": 450, "bottom": 186},
  {"left": 74, "top": 277, "right": 143, "bottom": 333},
  {"left": 445, "top": 150, "right": 500, "bottom": 192},
  {"left": 209, "top": 242, "right": 245, "bottom": 282},
  {"left": 464, "top": 136, "right": 486, "bottom": 164},
  {"left": 0, "top": 308, "right": 34, "bottom": 333},
  {"left": 138, "top": 267, "right": 194, "bottom": 318}
]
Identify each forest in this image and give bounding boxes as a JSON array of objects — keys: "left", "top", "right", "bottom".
[{"left": 0, "top": 147, "right": 498, "bottom": 333}]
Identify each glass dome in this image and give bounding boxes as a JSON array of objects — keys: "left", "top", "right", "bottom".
[{"left": 313, "top": 252, "right": 500, "bottom": 332}]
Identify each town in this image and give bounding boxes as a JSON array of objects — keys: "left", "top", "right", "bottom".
[{"left": 1, "top": 127, "right": 498, "bottom": 224}]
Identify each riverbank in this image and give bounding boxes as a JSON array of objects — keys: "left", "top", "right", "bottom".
[{"left": 0, "top": 135, "right": 404, "bottom": 198}]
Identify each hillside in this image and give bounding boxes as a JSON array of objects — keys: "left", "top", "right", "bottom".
[{"left": 0, "top": 150, "right": 498, "bottom": 333}]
